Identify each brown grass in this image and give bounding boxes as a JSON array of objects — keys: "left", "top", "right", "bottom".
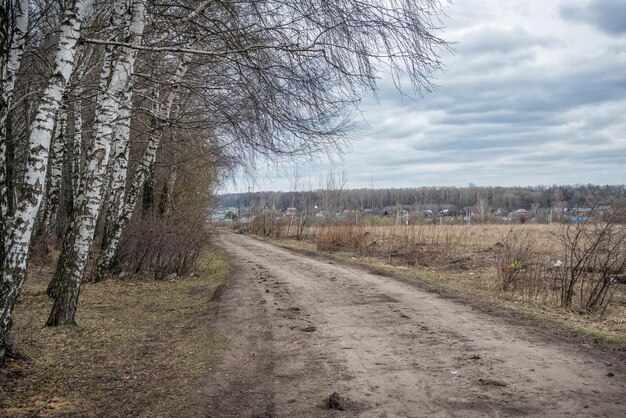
[
  {"left": 307, "top": 223, "right": 558, "bottom": 271},
  {"left": 0, "top": 247, "right": 229, "bottom": 417},
  {"left": 253, "top": 223, "right": 626, "bottom": 343}
]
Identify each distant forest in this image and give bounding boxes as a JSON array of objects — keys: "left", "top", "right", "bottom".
[{"left": 217, "top": 184, "right": 626, "bottom": 212}]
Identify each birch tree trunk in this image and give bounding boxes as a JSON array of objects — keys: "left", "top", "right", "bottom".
[
  {"left": 94, "top": 0, "right": 128, "bottom": 108},
  {"left": 71, "top": 82, "right": 83, "bottom": 211},
  {"left": 47, "top": 0, "right": 130, "bottom": 299},
  {"left": 1, "top": 0, "right": 28, "bottom": 272},
  {"left": 95, "top": 53, "right": 192, "bottom": 281},
  {"left": 47, "top": 0, "right": 145, "bottom": 326},
  {"left": 0, "top": 0, "right": 92, "bottom": 365},
  {"left": 96, "top": 85, "right": 133, "bottom": 280},
  {"left": 40, "top": 97, "right": 69, "bottom": 235}
]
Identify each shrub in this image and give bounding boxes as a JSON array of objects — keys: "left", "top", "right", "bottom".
[
  {"left": 494, "top": 229, "right": 535, "bottom": 292},
  {"left": 316, "top": 223, "right": 369, "bottom": 254},
  {"left": 555, "top": 209, "right": 626, "bottom": 313},
  {"left": 116, "top": 212, "right": 212, "bottom": 279},
  {"left": 249, "top": 210, "right": 285, "bottom": 238},
  {"left": 492, "top": 206, "right": 626, "bottom": 315}
]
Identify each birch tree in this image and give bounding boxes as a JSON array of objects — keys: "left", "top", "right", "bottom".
[
  {"left": 46, "top": 0, "right": 131, "bottom": 300},
  {"left": 71, "top": 76, "right": 84, "bottom": 209},
  {"left": 93, "top": 0, "right": 228, "bottom": 261},
  {"left": 95, "top": 53, "right": 193, "bottom": 282},
  {"left": 47, "top": 0, "right": 146, "bottom": 326},
  {"left": 0, "top": 0, "right": 450, "bottom": 363},
  {"left": 0, "top": 0, "right": 93, "bottom": 365},
  {"left": 1, "top": 0, "right": 28, "bottom": 271},
  {"left": 91, "top": 0, "right": 448, "bottom": 280},
  {"left": 40, "top": 96, "right": 69, "bottom": 235},
  {"left": 90, "top": 88, "right": 133, "bottom": 270}
]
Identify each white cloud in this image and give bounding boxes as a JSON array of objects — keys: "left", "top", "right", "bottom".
[{"left": 225, "top": 0, "right": 626, "bottom": 192}]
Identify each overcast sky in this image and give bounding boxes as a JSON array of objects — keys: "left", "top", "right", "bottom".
[{"left": 224, "top": 0, "right": 626, "bottom": 193}]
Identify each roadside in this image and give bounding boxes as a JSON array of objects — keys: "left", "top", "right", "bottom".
[
  {"left": 203, "top": 231, "right": 626, "bottom": 417},
  {"left": 0, "top": 247, "right": 229, "bottom": 417},
  {"left": 251, "top": 234, "right": 626, "bottom": 346}
]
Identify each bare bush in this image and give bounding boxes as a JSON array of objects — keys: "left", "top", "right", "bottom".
[
  {"left": 248, "top": 211, "right": 286, "bottom": 238},
  {"left": 494, "top": 229, "right": 536, "bottom": 292},
  {"left": 116, "top": 213, "right": 212, "bottom": 280},
  {"left": 492, "top": 206, "right": 626, "bottom": 315},
  {"left": 555, "top": 208, "right": 626, "bottom": 313}
]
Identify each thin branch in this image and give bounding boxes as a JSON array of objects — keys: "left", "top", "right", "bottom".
[{"left": 82, "top": 38, "right": 325, "bottom": 57}]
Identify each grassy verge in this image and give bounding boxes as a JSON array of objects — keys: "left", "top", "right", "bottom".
[
  {"left": 0, "top": 246, "right": 229, "bottom": 417},
  {"left": 255, "top": 235, "right": 626, "bottom": 346}
]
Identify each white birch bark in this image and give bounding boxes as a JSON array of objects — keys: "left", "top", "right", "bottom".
[
  {"left": 109, "top": 88, "right": 132, "bottom": 202},
  {"left": 94, "top": 0, "right": 129, "bottom": 109},
  {"left": 95, "top": 53, "right": 192, "bottom": 279},
  {"left": 0, "top": 0, "right": 92, "bottom": 364},
  {"left": 95, "top": 85, "right": 132, "bottom": 281},
  {"left": 41, "top": 98, "right": 69, "bottom": 235},
  {"left": 48, "top": 0, "right": 145, "bottom": 325},
  {"left": 75, "top": 0, "right": 128, "bottom": 178},
  {"left": 1, "top": 0, "right": 28, "bottom": 269},
  {"left": 47, "top": 2, "right": 129, "bottom": 300},
  {"left": 72, "top": 83, "right": 83, "bottom": 204}
]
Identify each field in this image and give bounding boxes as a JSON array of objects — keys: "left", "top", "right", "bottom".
[{"left": 242, "top": 219, "right": 626, "bottom": 341}]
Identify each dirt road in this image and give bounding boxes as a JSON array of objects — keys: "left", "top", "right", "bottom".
[{"left": 199, "top": 232, "right": 626, "bottom": 417}]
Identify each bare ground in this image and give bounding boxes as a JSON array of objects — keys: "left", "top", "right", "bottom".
[{"left": 200, "top": 231, "right": 626, "bottom": 417}]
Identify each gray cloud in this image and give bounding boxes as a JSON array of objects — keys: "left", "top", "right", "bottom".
[
  {"left": 460, "top": 26, "right": 555, "bottom": 54},
  {"left": 226, "top": 1, "right": 626, "bottom": 192},
  {"left": 560, "top": 0, "right": 626, "bottom": 35}
]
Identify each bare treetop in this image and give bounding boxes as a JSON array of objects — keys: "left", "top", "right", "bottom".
[{"left": 101, "top": 0, "right": 449, "bottom": 160}]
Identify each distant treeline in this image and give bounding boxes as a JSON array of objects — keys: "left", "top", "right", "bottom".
[{"left": 218, "top": 184, "right": 626, "bottom": 212}]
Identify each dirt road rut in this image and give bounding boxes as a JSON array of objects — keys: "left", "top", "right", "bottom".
[{"left": 200, "top": 232, "right": 626, "bottom": 417}]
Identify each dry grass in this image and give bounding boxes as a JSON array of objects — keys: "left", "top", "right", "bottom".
[
  {"left": 0, "top": 247, "right": 229, "bottom": 417},
  {"left": 254, "top": 223, "right": 626, "bottom": 343},
  {"left": 307, "top": 223, "right": 557, "bottom": 271}
]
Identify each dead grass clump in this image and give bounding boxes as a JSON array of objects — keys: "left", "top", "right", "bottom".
[
  {"left": 312, "top": 224, "right": 498, "bottom": 269},
  {"left": 316, "top": 223, "right": 369, "bottom": 254},
  {"left": 494, "top": 229, "right": 536, "bottom": 292},
  {"left": 492, "top": 228, "right": 559, "bottom": 306}
]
